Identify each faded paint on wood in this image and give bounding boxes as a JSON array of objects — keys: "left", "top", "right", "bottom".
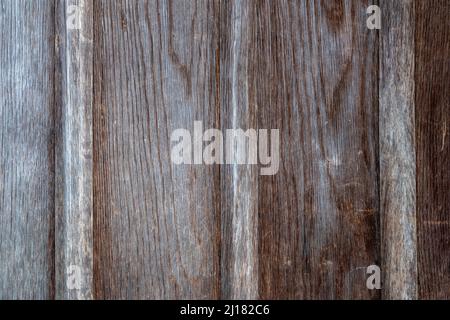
[
  {"left": 55, "top": 0, "right": 94, "bottom": 300},
  {"left": 0, "top": 0, "right": 56, "bottom": 299},
  {"left": 415, "top": 0, "right": 450, "bottom": 300},
  {"left": 379, "top": 0, "right": 417, "bottom": 300},
  {"left": 93, "top": 0, "right": 221, "bottom": 299}
]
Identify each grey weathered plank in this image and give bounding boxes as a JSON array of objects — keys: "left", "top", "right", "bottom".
[
  {"left": 379, "top": 0, "right": 417, "bottom": 300},
  {"left": 219, "top": 0, "right": 259, "bottom": 300},
  {"left": 0, "top": 0, "right": 56, "bottom": 299},
  {"left": 93, "top": 0, "right": 221, "bottom": 299},
  {"left": 254, "top": 0, "right": 380, "bottom": 299},
  {"left": 415, "top": 0, "right": 450, "bottom": 300},
  {"left": 54, "top": 0, "right": 94, "bottom": 300}
]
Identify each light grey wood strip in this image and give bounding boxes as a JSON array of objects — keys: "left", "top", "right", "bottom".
[
  {"left": 0, "top": 0, "right": 56, "bottom": 299},
  {"left": 55, "top": 0, "right": 94, "bottom": 300},
  {"left": 379, "top": 0, "right": 417, "bottom": 300},
  {"left": 220, "top": 0, "right": 259, "bottom": 300}
]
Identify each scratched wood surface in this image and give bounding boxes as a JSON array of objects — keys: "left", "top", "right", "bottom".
[{"left": 0, "top": 0, "right": 449, "bottom": 300}]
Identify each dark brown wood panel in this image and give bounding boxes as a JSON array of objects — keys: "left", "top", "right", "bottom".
[
  {"left": 0, "top": 0, "right": 56, "bottom": 299},
  {"left": 416, "top": 0, "right": 450, "bottom": 300},
  {"left": 253, "top": 0, "right": 380, "bottom": 299},
  {"left": 93, "top": 0, "right": 221, "bottom": 299}
]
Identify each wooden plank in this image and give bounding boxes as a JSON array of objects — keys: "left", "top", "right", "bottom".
[
  {"left": 93, "top": 0, "right": 221, "bottom": 299},
  {"left": 54, "top": 0, "right": 94, "bottom": 300},
  {"left": 0, "top": 0, "right": 56, "bottom": 299},
  {"left": 219, "top": 0, "right": 259, "bottom": 300},
  {"left": 1, "top": 0, "right": 447, "bottom": 301},
  {"left": 379, "top": 0, "right": 417, "bottom": 300},
  {"left": 415, "top": 0, "right": 450, "bottom": 300},
  {"left": 253, "top": 0, "right": 380, "bottom": 299}
]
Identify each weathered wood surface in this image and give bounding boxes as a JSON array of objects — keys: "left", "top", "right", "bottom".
[
  {"left": 0, "top": 0, "right": 56, "bottom": 299},
  {"left": 253, "top": 0, "right": 380, "bottom": 299},
  {"left": 219, "top": 0, "right": 259, "bottom": 299},
  {"left": 0, "top": 0, "right": 449, "bottom": 300},
  {"left": 380, "top": 0, "right": 417, "bottom": 300},
  {"left": 93, "top": 0, "right": 221, "bottom": 299},
  {"left": 415, "top": 0, "right": 450, "bottom": 300},
  {"left": 55, "top": 0, "right": 94, "bottom": 300}
]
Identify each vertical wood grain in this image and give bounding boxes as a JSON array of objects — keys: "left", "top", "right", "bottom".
[
  {"left": 93, "top": 0, "right": 221, "bottom": 299},
  {"left": 219, "top": 0, "right": 259, "bottom": 300},
  {"left": 380, "top": 0, "right": 417, "bottom": 300},
  {"left": 0, "top": 0, "right": 56, "bottom": 299},
  {"left": 254, "top": 0, "right": 380, "bottom": 299},
  {"left": 55, "top": 0, "right": 94, "bottom": 300},
  {"left": 0, "top": 0, "right": 448, "bottom": 301},
  {"left": 415, "top": 0, "right": 450, "bottom": 300}
]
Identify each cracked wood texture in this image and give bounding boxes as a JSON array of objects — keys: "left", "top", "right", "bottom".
[{"left": 1, "top": 0, "right": 449, "bottom": 300}]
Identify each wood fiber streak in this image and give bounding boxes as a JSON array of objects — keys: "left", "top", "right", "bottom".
[
  {"left": 415, "top": 0, "right": 450, "bottom": 300},
  {"left": 254, "top": 0, "right": 380, "bottom": 299},
  {"left": 55, "top": 0, "right": 94, "bottom": 300},
  {"left": 219, "top": 0, "right": 259, "bottom": 300},
  {"left": 380, "top": 0, "right": 417, "bottom": 300},
  {"left": 0, "top": 0, "right": 56, "bottom": 299},
  {"left": 93, "top": 0, "right": 221, "bottom": 299}
]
